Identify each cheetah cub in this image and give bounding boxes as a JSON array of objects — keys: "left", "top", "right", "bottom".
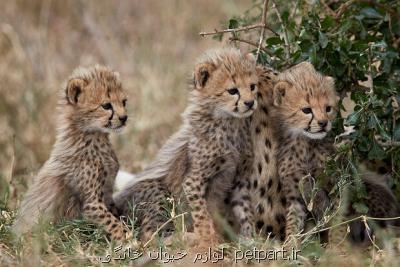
[
  {"left": 274, "top": 63, "right": 400, "bottom": 243},
  {"left": 13, "top": 66, "right": 130, "bottom": 241},
  {"left": 270, "top": 62, "right": 338, "bottom": 241},
  {"left": 114, "top": 48, "right": 258, "bottom": 247}
]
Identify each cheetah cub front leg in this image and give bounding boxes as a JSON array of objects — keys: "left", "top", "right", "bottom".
[
  {"left": 80, "top": 163, "right": 129, "bottom": 241},
  {"left": 183, "top": 146, "right": 224, "bottom": 248},
  {"left": 231, "top": 158, "right": 255, "bottom": 237},
  {"left": 280, "top": 167, "right": 312, "bottom": 245},
  {"left": 83, "top": 198, "right": 129, "bottom": 241}
]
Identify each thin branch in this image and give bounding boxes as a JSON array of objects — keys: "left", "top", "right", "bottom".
[
  {"left": 271, "top": 0, "right": 290, "bottom": 60},
  {"left": 256, "top": 0, "right": 269, "bottom": 60},
  {"left": 362, "top": 216, "right": 381, "bottom": 252},
  {"left": 339, "top": 83, "right": 370, "bottom": 100},
  {"left": 367, "top": 44, "right": 374, "bottom": 95},
  {"left": 335, "top": 0, "right": 359, "bottom": 21},
  {"left": 199, "top": 23, "right": 278, "bottom": 37},
  {"left": 200, "top": 23, "right": 264, "bottom": 36},
  {"left": 321, "top": 0, "right": 336, "bottom": 17},
  {"left": 229, "top": 37, "right": 272, "bottom": 55},
  {"left": 352, "top": 84, "right": 370, "bottom": 91},
  {"left": 199, "top": 0, "right": 279, "bottom": 38}
]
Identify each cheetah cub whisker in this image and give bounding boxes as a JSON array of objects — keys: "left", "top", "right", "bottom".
[{"left": 13, "top": 65, "right": 131, "bottom": 241}]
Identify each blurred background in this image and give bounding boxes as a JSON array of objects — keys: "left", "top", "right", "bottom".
[{"left": 0, "top": 0, "right": 251, "bottom": 208}]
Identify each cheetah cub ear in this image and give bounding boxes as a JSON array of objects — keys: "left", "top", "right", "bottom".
[
  {"left": 66, "top": 78, "right": 86, "bottom": 105},
  {"left": 324, "top": 76, "right": 340, "bottom": 102},
  {"left": 193, "top": 62, "right": 216, "bottom": 90},
  {"left": 245, "top": 52, "right": 256, "bottom": 64},
  {"left": 293, "top": 61, "right": 315, "bottom": 72},
  {"left": 273, "top": 81, "right": 292, "bottom": 106}
]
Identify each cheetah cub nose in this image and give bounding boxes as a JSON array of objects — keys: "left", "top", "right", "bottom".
[
  {"left": 245, "top": 100, "right": 255, "bottom": 109},
  {"left": 119, "top": 115, "right": 128, "bottom": 124},
  {"left": 318, "top": 120, "right": 328, "bottom": 128}
]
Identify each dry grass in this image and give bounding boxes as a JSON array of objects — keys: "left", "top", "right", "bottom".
[{"left": 1, "top": 1, "right": 400, "bottom": 266}]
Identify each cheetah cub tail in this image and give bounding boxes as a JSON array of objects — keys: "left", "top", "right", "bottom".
[
  {"left": 12, "top": 170, "right": 78, "bottom": 236},
  {"left": 115, "top": 170, "right": 136, "bottom": 191}
]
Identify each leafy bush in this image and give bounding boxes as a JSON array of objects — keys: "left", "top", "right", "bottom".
[{"left": 204, "top": 0, "right": 400, "bottom": 207}]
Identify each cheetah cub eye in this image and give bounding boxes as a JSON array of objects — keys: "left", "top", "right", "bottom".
[
  {"left": 102, "top": 103, "right": 113, "bottom": 110},
  {"left": 302, "top": 107, "right": 312, "bottom": 114},
  {"left": 227, "top": 88, "right": 239, "bottom": 95}
]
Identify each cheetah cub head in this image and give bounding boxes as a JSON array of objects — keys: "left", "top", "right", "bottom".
[
  {"left": 193, "top": 48, "right": 259, "bottom": 118},
  {"left": 64, "top": 65, "right": 128, "bottom": 133},
  {"left": 273, "top": 62, "right": 338, "bottom": 139}
]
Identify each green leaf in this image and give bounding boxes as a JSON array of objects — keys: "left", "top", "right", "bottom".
[
  {"left": 357, "top": 136, "right": 370, "bottom": 152},
  {"left": 360, "top": 7, "right": 383, "bottom": 20},
  {"left": 282, "top": 10, "right": 290, "bottom": 24},
  {"left": 228, "top": 19, "right": 239, "bottom": 29},
  {"left": 266, "top": 36, "right": 283, "bottom": 46},
  {"left": 291, "top": 50, "right": 302, "bottom": 63},
  {"left": 321, "top": 16, "right": 335, "bottom": 30},
  {"left": 367, "top": 115, "right": 377, "bottom": 129},
  {"left": 340, "top": 20, "right": 352, "bottom": 33},
  {"left": 346, "top": 111, "right": 360, "bottom": 125},
  {"left": 309, "top": 46, "right": 318, "bottom": 65},
  {"left": 299, "top": 39, "right": 313, "bottom": 52},
  {"left": 351, "top": 41, "right": 368, "bottom": 51},
  {"left": 378, "top": 126, "right": 391, "bottom": 141},
  {"left": 394, "top": 125, "right": 400, "bottom": 141},
  {"left": 318, "top": 32, "right": 328, "bottom": 48},
  {"left": 351, "top": 91, "right": 369, "bottom": 102},
  {"left": 371, "top": 40, "right": 387, "bottom": 49},
  {"left": 368, "top": 142, "right": 386, "bottom": 160}
]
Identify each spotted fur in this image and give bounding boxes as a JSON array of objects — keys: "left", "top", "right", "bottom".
[{"left": 230, "top": 66, "right": 287, "bottom": 240}]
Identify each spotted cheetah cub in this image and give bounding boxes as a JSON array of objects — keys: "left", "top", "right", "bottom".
[
  {"left": 274, "top": 63, "right": 400, "bottom": 243},
  {"left": 114, "top": 48, "right": 258, "bottom": 246},
  {"left": 13, "top": 66, "right": 130, "bottom": 241},
  {"left": 271, "top": 62, "right": 338, "bottom": 241}
]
